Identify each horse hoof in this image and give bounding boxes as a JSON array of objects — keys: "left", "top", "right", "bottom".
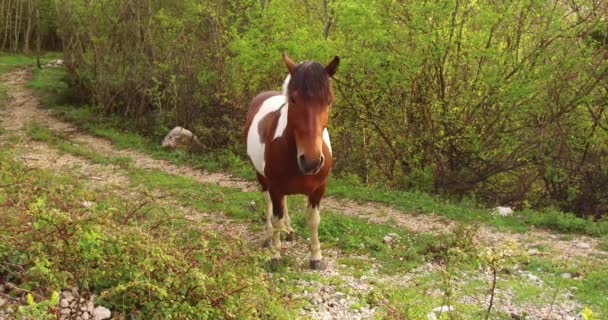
[
  {"left": 285, "top": 232, "right": 298, "bottom": 242},
  {"left": 309, "top": 260, "right": 325, "bottom": 270},
  {"left": 262, "top": 239, "right": 271, "bottom": 248},
  {"left": 270, "top": 258, "right": 280, "bottom": 272}
]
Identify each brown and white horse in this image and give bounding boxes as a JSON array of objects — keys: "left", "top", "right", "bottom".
[{"left": 243, "top": 54, "right": 339, "bottom": 270}]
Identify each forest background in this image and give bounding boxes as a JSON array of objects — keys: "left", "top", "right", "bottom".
[{"left": 3, "top": 0, "right": 608, "bottom": 219}]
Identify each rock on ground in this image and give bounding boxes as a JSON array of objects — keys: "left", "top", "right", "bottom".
[{"left": 161, "top": 126, "right": 202, "bottom": 151}]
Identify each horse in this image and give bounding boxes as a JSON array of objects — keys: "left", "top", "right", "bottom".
[{"left": 243, "top": 53, "right": 339, "bottom": 270}]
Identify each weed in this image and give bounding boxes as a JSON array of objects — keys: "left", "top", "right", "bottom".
[{"left": 0, "top": 149, "right": 296, "bottom": 319}]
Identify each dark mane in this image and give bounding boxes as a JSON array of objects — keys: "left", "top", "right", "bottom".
[{"left": 288, "top": 61, "right": 333, "bottom": 104}]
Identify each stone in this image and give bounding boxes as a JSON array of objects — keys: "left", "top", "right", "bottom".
[
  {"left": 527, "top": 248, "right": 539, "bottom": 256},
  {"left": 93, "top": 306, "right": 111, "bottom": 320},
  {"left": 525, "top": 273, "right": 542, "bottom": 284},
  {"left": 61, "top": 291, "right": 75, "bottom": 302},
  {"left": 0, "top": 298, "right": 6, "bottom": 308},
  {"left": 82, "top": 201, "right": 93, "bottom": 208},
  {"left": 44, "top": 59, "right": 64, "bottom": 68},
  {"left": 82, "top": 313, "right": 91, "bottom": 320},
  {"left": 576, "top": 242, "right": 591, "bottom": 249},
  {"left": 60, "top": 299, "right": 70, "bottom": 308},
  {"left": 427, "top": 306, "right": 454, "bottom": 320},
  {"left": 161, "top": 126, "right": 202, "bottom": 151},
  {"left": 383, "top": 235, "right": 394, "bottom": 244},
  {"left": 493, "top": 206, "right": 514, "bottom": 216},
  {"left": 61, "top": 308, "right": 71, "bottom": 315},
  {"left": 562, "top": 272, "right": 572, "bottom": 279}
]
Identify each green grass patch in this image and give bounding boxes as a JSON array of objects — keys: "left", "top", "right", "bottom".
[
  {"left": 27, "top": 124, "right": 132, "bottom": 168},
  {"left": 28, "top": 67, "right": 68, "bottom": 93},
  {"left": 0, "top": 52, "right": 61, "bottom": 74},
  {"left": 0, "top": 146, "right": 296, "bottom": 319},
  {"left": 379, "top": 271, "right": 485, "bottom": 319}
]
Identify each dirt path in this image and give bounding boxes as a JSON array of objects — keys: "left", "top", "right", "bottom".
[{"left": 1, "top": 68, "right": 604, "bottom": 319}]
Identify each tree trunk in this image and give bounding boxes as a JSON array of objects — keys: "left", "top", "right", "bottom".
[
  {"left": 35, "top": 1, "right": 41, "bottom": 68},
  {"left": 13, "top": 0, "right": 22, "bottom": 52},
  {"left": 2, "top": 0, "right": 12, "bottom": 50},
  {"left": 23, "top": 0, "right": 34, "bottom": 53}
]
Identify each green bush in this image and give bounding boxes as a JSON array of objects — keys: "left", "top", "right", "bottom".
[{"left": 0, "top": 151, "right": 293, "bottom": 319}]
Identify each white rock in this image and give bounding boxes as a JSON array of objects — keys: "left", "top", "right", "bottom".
[
  {"left": 60, "top": 308, "right": 71, "bottom": 315},
  {"left": 427, "top": 306, "right": 454, "bottom": 320},
  {"left": 60, "top": 299, "right": 69, "bottom": 308},
  {"left": 383, "top": 235, "right": 394, "bottom": 244},
  {"left": 61, "top": 291, "right": 75, "bottom": 302},
  {"left": 526, "top": 273, "right": 542, "bottom": 283},
  {"left": 93, "top": 306, "right": 111, "bottom": 320},
  {"left": 82, "top": 201, "right": 94, "bottom": 208},
  {"left": 562, "top": 273, "right": 572, "bottom": 279},
  {"left": 576, "top": 242, "right": 591, "bottom": 249},
  {"left": 0, "top": 298, "right": 6, "bottom": 307},
  {"left": 82, "top": 312, "right": 91, "bottom": 320},
  {"left": 161, "top": 126, "right": 202, "bottom": 151},
  {"left": 527, "top": 248, "right": 539, "bottom": 256},
  {"left": 493, "top": 206, "right": 514, "bottom": 216}
]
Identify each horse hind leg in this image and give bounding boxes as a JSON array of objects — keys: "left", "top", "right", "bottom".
[
  {"left": 262, "top": 191, "right": 273, "bottom": 248},
  {"left": 268, "top": 191, "right": 287, "bottom": 271},
  {"left": 283, "top": 196, "right": 298, "bottom": 241}
]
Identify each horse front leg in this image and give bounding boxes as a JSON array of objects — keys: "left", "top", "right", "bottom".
[{"left": 307, "top": 185, "right": 326, "bottom": 270}]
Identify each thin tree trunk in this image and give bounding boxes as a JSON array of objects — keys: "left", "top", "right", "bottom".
[
  {"left": 13, "top": 0, "right": 22, "bottom": 52},
  {"left": 35, "top": 1, "right": 41, "bottom": 69},
  {"left": 2, "top": 0, "right": 13, "bottom": 50},
  {"left": 322, "top": 0, "right": 331, "bottom": 39},
  {"left": 0, "top": 0, "right": 5, "bottom": 49},
  {"left": 23, "top": 0, "right": 34, "bottom": 53}
]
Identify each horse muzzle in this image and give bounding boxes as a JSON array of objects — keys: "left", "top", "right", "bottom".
[{"left": 298, "top": 154, "right": 325, "bottom": 175}]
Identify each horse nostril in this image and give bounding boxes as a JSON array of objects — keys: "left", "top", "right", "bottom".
[{"left": 299, "top": 154, "right": 306, "bottom": 166}]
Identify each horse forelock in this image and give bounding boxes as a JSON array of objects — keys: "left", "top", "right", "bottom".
[{"left": 288, "top": 62, "right": 333, "bottom": 104}]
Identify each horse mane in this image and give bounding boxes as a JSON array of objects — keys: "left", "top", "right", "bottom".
[{"left": 287, "top": 62, "right": 333, "bottom": 104}]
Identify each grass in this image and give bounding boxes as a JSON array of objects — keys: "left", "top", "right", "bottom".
[
  {"left": 0, "top": 52, "right": 61, "bottom": 74},
  {"left": 26, "top": 123, "right": 442, "bottom": 275},
  {"left": 0, "top": 148, "right": 297, "bottom": 319}
]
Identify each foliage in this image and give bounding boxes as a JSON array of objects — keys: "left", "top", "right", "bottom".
[
  {"left": 31, "top": 0, "right": 608, "bottom": 218},
  {"left": 28, "top": 66, "right": 608, "bottom": 237},
  {"left": 0, "top": 150, "right": 295, "bottom": 319}
]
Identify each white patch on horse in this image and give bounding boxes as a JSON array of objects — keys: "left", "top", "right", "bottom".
[
  {"left": 273, "top": 104, "right": 288, "bottom": 140},
  {"left": 323, "top": 127, "right": 332, "bottom": 154},
  {"left": 281, "top": 74, "right": 290, "bottom": 96},
  {"left": 272, "top": 74, "right": 291, "bottom": 140},
  {"left": 246, "top": 95, "right": 286, "bottom": 176}
]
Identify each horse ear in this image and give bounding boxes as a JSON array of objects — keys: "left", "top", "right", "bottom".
[
  {"left": 325, "top": 56, "right": 340, "bottom": 77},
  {"left": 283, "top": 53, "right": 296, "bottom": 75}
]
